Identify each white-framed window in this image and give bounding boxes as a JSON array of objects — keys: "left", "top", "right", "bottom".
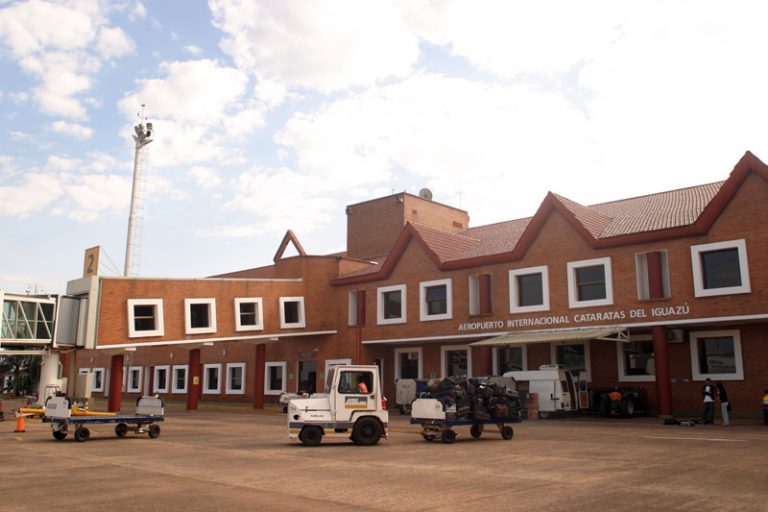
[
  {"left": 377, "top": 284, "right": 407, "bottom": 325},
  {"left": 172, "top": 365, "right": 188, "bottom": 393},
  {"left": 226, "top": 363, "right": 246, "bottom": 394},
  {"left": 127, "top": 366, "right": 143, "bottom": 393},
  {"left": 395, "top": 347, "right": 423, "bottom": 379},
  {"left": 617, "top": 335, "right": 655, "bottom": 382},
  {"left": 348, "top": 290, "right": 366, "bottom": 326},
  {"left": 567, "top": 257, "right": 613, "bottom": 308},
  {"left": 551, "top": 341, "right": 591, "bottom": 381},
  {"left": 493, "top": 346, "right": 527, "bottom": 375},
  {"left": 265, "top": 361, "right": 287, "bottom": 395},
  {"left": 635, "top": 251, "right": 671, "bottom": 300},
  {"left": 509, "top": 266, "right": 550, "bottom": 313},
  {"left": 468, "top": 274, "right": 492, "bottom": 315},
  {"left": 92, "top": 368, "right": 105, "bottom": 392},
  {"left": 203, "top": 363, "right": 222, "bottom": 394},
  {"left": 691, "top": 239, "right": 751, "bottom": 297},
  {"left": 279, "top": 296, "right": 306, "bottom": 328},
  {"left": 153, "top": 365, "right": 170, "bottom": 393},
  {"left": 441, "top": 345, "right": 472, "bottom": 378},
  {"left": 184, "top": 298, "right": 217, "bottom": 334},
  {"left": 689, "top": 330, "right": 744, "bottom": 381},
  {"left": 127, "top": 299, "right": 164, "bottom": 337},
  {"left": 235, "top": 298, "right": 263, "bottom": 331},
  {"left": 419, "top": 278, "right": 452, "bottom": 321}
]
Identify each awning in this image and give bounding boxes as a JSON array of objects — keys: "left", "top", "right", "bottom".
[{"left": 470, "top": 327, "right": 627, "bottom": 347}]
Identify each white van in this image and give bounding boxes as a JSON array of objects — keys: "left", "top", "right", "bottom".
[{"left": 503, "top": 364, "right": 578, "bottom": 418}]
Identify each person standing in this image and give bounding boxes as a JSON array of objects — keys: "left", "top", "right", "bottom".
[
  {"left": 702, "top": 378, "right": 715, "bottom": 424},
  {"left": 716, "top": 381, "right": 730, "bottom": 426}
]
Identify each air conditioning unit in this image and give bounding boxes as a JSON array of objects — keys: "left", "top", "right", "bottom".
[{"left": 666, "top": 329, "right": 685, "bottom": 344}]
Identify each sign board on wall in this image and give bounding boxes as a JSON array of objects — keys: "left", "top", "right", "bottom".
[{"left": 83, "top": 246, "right": 100, "bottom": 277}]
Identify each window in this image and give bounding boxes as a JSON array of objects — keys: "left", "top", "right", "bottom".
[
  {"left": 689, "top": 330, "right": 743, "bottom": 380},
  {"left": 184, "top": 298, "right": 217, "bottom": 334},
  {"left": 226, "top": 363, "right": 246, "bottom": 394},
  {"left": 494, "top": 347, "right": 526, "bottom": 375},
  {"left": 551, "top": 342, "right": 591, "bottom": 381},
  {"left": 127, "top": 299, "right": 164, "bottom": 337},
  {"left": 92, "top": 368, "right": 105, "bottom": 392},
  {"left": 279, "top": 297, "right": 306, "bottom": 328},
  {"left": 172, "top": 365, "right": 188, "bottom": 393},
  {"left": 235, "top": 298, "right": 263, "bottom": 331},
  {"left": 377, "top": 284, "right": 407, "bottom": 325},
  {"left": 567, "top": 257, "right": 613, "bottom": 308},
  {"left": 617, "top": 335, "right": 655, "bottom": 382},
  {"left": 203, "top": 364, "right": 222, "bottom": 394},
  {"left": 509, "top": 266, "right": 549, "bottom": 313},
  {"left": 441, "top": 345, "right": 472, "bottom": 378},
  {"left": 468, "top": 274, "right": 492, "bottom": 315},
  {"left": 691, "top": 240, "right": 751, "bottom": 297},
  {"left": 636, "top": 251, "right": 671, "bottom": 300},
  {"left": 153, "top": 365, "right": 170, "bottom": 393},
  {"left": 265, "top": 362, "right": 287, "bottom": 395},
  {"left": 395, "top": 347, "right": 423, "bottom": 379},
  {"left": 419, "top": 279, "right": 452, "bottom": 321},
  {"left": 337, "top": 370, "right": 374, "bottom": 394},
  {"left": 348, "top": 290, "right": 366, "bottom": 326},
  {"left": 127, "top": 366, "right": 143, "bottom": 393}
]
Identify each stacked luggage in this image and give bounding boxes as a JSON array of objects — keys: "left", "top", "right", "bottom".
[{"left": 418, "top": 376, "right": 521, "bottom": 421}]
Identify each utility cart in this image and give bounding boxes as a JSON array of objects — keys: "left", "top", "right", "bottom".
[
  {"left": 410, "top": 397, "right": 521, "bottom": 444},
  {"left": 43, "top": 396, "right": 165, "bottom": 442}
]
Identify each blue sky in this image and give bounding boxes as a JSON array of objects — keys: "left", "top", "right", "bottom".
[{"left": 1, "top": 0, "right": 767, "bottom": 295}]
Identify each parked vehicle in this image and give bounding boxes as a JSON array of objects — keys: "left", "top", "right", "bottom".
[{"left": 287, "top": 364, "right": 388, "bottom": 446}]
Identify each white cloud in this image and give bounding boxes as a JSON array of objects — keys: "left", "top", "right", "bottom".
[
  {"left": 188, "top": 166, "right": 222, "bottom": 190},
  {"left": 65, "top": 173, "right": 131, "bottom": 221},
  {"left": 0, "top": 172, "right": 63, "bottom": 218},
  {"left": 51, "top": 120, "right": 94, "bottom": 139},
  {"left": 119, "top": 59, "right": 265, "bottom": 168},
  {"left": 184, "top": 45, "right": 202, "bottom": 56},
  {"left": 0, "top": 0, "right": 135, "bottom": 119},
  {"left": 97, "top": 26, "right": 135, "bottom": 59},
  {"left": 210, "top": 0, "right": 419, "bottom": 94}
]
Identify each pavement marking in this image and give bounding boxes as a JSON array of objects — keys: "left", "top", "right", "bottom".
[{"left": 643, "top": 435, "right": 746, "bottom": 442}]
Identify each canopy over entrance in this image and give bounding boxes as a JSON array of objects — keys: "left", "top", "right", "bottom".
[{"left": 470, "top": 327, "right": 627, "bottom": 347}]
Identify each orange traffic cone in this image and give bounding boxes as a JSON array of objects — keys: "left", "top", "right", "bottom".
[{"left": 14, "top": 412, "right": 25, "bottom": 433}]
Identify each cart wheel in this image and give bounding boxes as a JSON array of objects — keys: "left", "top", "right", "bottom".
[
  {"left": 470, "top": 424, "right": 483, "bottom": 439},
  {"left": 115, "top": 423, "right": 129, "bottom": 438},
  {"left": 501, "top": 426, "right": 514, "bottom": 440},
  {"left": 422, "top": 433, "right": 436, "bottom": 442},
  {"left": 148, "top": 424, "right": 161, "bottom": 439},
  {"left": 74, "top": 427, "right": 90, "bottom": 443},
  {"left": 441, "top": 429, "right": 457, "bottom": 444},
  {"left": 352, "top": 417, "right": 382, "bottom": 446},
  {"left": 52, "top": 431, "right": 67, "bottom": 441},
  {"left": 299, "top": 425, "right": 323, "bottom": 446}
]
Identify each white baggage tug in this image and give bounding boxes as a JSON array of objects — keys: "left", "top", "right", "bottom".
[{"left": 287, "top": 364, "right": 388, "bottom": 446}]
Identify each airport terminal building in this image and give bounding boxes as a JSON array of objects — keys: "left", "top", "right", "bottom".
[{"left": 62, "top": 151, "right": 768, "bottom": 416}]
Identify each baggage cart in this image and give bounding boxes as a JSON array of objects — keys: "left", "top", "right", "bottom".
[
  {"left": 43, "top": 396, "right": 165, "bottom": 442},
  {"left": 410, "top": 398, "right": 521, "bottom": 444}
]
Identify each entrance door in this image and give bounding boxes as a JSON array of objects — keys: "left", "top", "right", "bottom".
[{"left": 298, "top": 360, "right": 317, "bottom": 394}]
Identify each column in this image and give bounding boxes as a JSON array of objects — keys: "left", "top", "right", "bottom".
[
  {"left": 253, "top": 344, "right": 266, "bottom": 409},
  {"left": 107, "top": 354, "right": 124, "bottom": 412},
  {"left": 473, "top": 346, "right": 493, "bottom": 376},
  {"left": 652, "top": 326, "right": 672, "bottom": 416},
  {"left": 186, "top": 349, "right": 201, "bottom": 411},
  {"left": 37, "top": 351, "right": 60, "bottom": 404}
]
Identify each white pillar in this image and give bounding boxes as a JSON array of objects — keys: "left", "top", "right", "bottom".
[{"left": 37, "top": 351, "right": 61, "bottom": 405}]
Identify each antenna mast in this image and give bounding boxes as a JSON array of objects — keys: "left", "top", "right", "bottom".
[{"left": 124, "top": 104, "right": 153, "bottom": 277}]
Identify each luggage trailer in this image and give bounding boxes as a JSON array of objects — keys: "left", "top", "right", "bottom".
[
  {"left": 43, "top": 396, "right": 165, "bottom": 442},
  {"left": 410, "top": 398, "right": 521, "bottom": 444}
]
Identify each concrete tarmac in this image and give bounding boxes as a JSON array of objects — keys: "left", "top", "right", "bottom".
[{"left": 2, "top": 411, "right": 766, "bottom": 511}]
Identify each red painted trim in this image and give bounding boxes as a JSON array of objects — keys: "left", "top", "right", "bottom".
[
  {"left": 107, "top": 354, "right": 124, "bottom": 412},
  {"left": 333, "top": 152, "right": 768, "bottom": 283}
]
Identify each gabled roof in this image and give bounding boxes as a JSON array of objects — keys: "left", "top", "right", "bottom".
[{"left": 332, "top": 151, "right": 768, "bottom": 284}]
